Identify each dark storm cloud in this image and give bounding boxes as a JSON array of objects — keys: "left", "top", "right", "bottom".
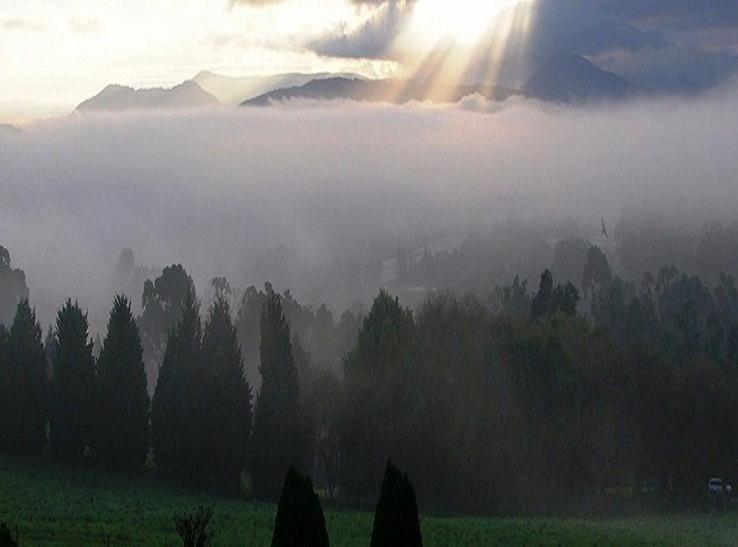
[
  {"left": 591, "top": 0, "right": 738, "bottom": 31},
  {"left": 309, "top": 0, "right": 414, "bottom": 60}
]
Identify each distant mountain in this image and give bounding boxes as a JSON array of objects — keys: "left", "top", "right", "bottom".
[
  {"left": 242, "top": 56, "right": 634, "bottom": 107},
  {"left": 76, "top": 81, "right": 219, "bottom": 112},
  {"left": 241, "top": 77, "right": 516, "bottom": 107},
  {"left": 524, "top": 54, "right": 633, "bottom": 103},
  {"left": 193, "top": 70, "right": 365, "bottom": 105}
]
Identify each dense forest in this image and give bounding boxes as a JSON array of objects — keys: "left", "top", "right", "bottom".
[{"left": 1, "top": 238, "right": 738, "bottom": 516}]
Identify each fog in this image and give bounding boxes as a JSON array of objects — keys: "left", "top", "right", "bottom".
[{"left": 2, "top": 84, "right": 738, "bottom": 331}]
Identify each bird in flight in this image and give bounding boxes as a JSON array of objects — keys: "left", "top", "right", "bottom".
[{"left": 601, "top": 218, "right": 609, "bottom": 239}]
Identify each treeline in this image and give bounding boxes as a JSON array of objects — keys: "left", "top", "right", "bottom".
[{"left": 1, "top": 246, "right": 738, "bottom": 514}]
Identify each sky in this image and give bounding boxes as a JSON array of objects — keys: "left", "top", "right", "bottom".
[{"left": 3, "top": 0, "right": 738, "bottom": 122}]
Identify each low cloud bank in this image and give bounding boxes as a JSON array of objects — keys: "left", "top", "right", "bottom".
[{"left": 1, "top": 88, "right": 738, "bottom": 328}]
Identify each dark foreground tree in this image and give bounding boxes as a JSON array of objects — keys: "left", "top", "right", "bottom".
[
  {"left": 1, "top": 300, "right": 47, "bottom": 454},
  {"left": 95, "top": 295, "right": 149, "bottom": 471},
  {"left": 174, "top": 506, "right": 213, "bottom": 547},
  {"left": 370, "top": 462, "right": 423, "bottom": 547},
  {"left": 251, "top": 284, "right": 305, "bottom": 500},
  {"left": 201, "top": 295, "right": 251, "bottom": 493},
  {"left": 0, "top": 522, "right": 17, "bottom": 547},
  {"left": 49, "top": 300, "right": 96, "bottom": 463},
  {"left": 151, "top": 295, "right": 204, "bottom": 484},
  {"left": 271, "top": 467, "right": 329, "bottom": 547}
]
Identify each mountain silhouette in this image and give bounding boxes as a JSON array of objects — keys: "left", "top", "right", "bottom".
[{"left": 76, "top": 81, "right": 219, "bottom": 112}]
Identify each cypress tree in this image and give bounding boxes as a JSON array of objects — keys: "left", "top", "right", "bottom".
[
  {"left": 151, "top": 293, "right": 204, "bottom": 484},
  {"left": 201, "top": 295, "right": 252, "bottom": 493},
  {"left": 95, "top": 295, "right": 149, "bottom": 471},
  {"left": 3, "top": 300, "right": 47, "bottom": 454},
  {"left": 250, "top": 284, "right": 304, "bottom": 500},
  {"left": 271, "top": 467, "right": 329, "bottom": 547},
  {"left": 49, "top": 300, "right": 95, "bottom": 463},
  {"left": 370, "top": 461, "right": 423, "bottom": 547}
]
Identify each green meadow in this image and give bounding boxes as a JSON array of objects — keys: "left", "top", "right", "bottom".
[{"left": 1, "top": 455, "right": 737, "bottom": 546}]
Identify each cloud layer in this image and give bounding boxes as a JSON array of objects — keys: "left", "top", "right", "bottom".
[{"left": 2, "top": 87, "right": 738, "bottom": 328}]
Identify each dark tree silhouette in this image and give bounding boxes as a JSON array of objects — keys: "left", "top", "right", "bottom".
[
  {"left": 151, "top": 294, "right": 204, "bottom": 484},
  {"left": 139, "top": 264, "right": 195, "bottom": 389},
  {"left": 341, "top": 290, "right": 415, "bottom": 498},
  {"left": 271, "top": 467, "right": 329, "bottom": 547},
  {"left": 251, "top": 284, "right": 304, "bottom": 500},
  {"left": 0, "top": 245, "right": 29, "bottom": 328},
  {"left": 201, "top": 294, "right": 252, "bottom": 493},
  {"left": 1, "top": 300, "right": 47, "bottom": 454},
  {"left": 370, "top": 461, "right": 423, "bottom": 547},
  {"left": 95, "top": 295, "right": 149, "bottom": 471},
  {"left": 49, "top": 300, "right": 95, "bottom": 463},
  {"left": 532, "top": 270, "right": 579, "bottom": 320},
  {"left": 0, "top": 522, "right": 17, "bottom": 547}
]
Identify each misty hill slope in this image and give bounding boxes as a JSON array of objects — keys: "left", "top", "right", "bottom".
[
  {"left": 524, "top": 54, "right": 634, "bottom": 103},
  {"left": 193, "top": 70, "right": 364, "bottom": 105},
  {"left": 241, "top": 77, "right": 516, "bottom": 107},
  {"left": 76, "top": 81, "right": 219, "bottom": 112}
]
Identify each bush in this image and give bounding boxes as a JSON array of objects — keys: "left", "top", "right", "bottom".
[
  {"left": 0, "top": 523, "right": 17, "bottom": 547},
  {"left": 272, "top": 467, "right": 329, "bottom": 547},
  {"left": 370, "top": 461, "right": 423, "bottom": 547}
]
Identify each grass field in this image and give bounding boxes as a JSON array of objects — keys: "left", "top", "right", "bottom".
[{"left": 1, "top": 455, "right": 738, "bottom": 546}]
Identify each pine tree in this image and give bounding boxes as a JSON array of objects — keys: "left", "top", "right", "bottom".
[
  {"left": 95, "top": 295, "right": 149, "bottom": 471},
  {"left": 271, "top": 468, "right": 329, "bottom": 547},
  {"left": 2, "top": 300, "right": 47, "bottom": 454},
  {"left": 370, "top": 461, "right": 423, "bottom": 547},
  {"left": 201, "top": 295, "right": 251, "bottom": 493},
  {"left": 151, "top": 293, "right": 204, "bottom": 484},
  {"left": 250, "top": 284, "right": 304, "bottom": 500},
  {"left": 49, "top": 300, "right": 95, "bottom": 463}
]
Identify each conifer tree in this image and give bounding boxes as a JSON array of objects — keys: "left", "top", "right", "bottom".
[
  {"left": 370, "top": 461, "right": 423, "bottom": 547},
  {"left": 49, "top": 300, "right": 95, "bottom": 463},
  {"left": 271, "top": 467, "right": 329, "bottom": 547},
  {"left": 251, "top": 284, "right": 304, "bottom": 500},
  {"left": 201, "top": 295, "right": 252, "bottom": 493},
  {"left": 2, "top": 300, "right": 47, "bottom": 454},
  {"left": 95, "top": 295, "right": 149, "bottom": 471},
  {"left": 151, "top": 293, "right": 204, "bottom": 484}
]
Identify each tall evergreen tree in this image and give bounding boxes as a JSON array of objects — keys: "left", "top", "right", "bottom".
[
  {"left": 151, "top": 293, "right": 204, "bottom": 484},
  {"left": 95, "top": 295, "right": 149, "bottom": 471},
  {"left": 340, "top": 290, "right": 415, "bottom": 498},
  {"left": 1, "top": 300, "right": 47, "bottom": 454},
  {"left": 49, "top": 300, "right": 95, "bottom": 463},
  {"left": 250, "top": 284, "right": 304, "bottom": 500},
  {"left": 201, "top": 295, "right": 252, "bottom": 493}
]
